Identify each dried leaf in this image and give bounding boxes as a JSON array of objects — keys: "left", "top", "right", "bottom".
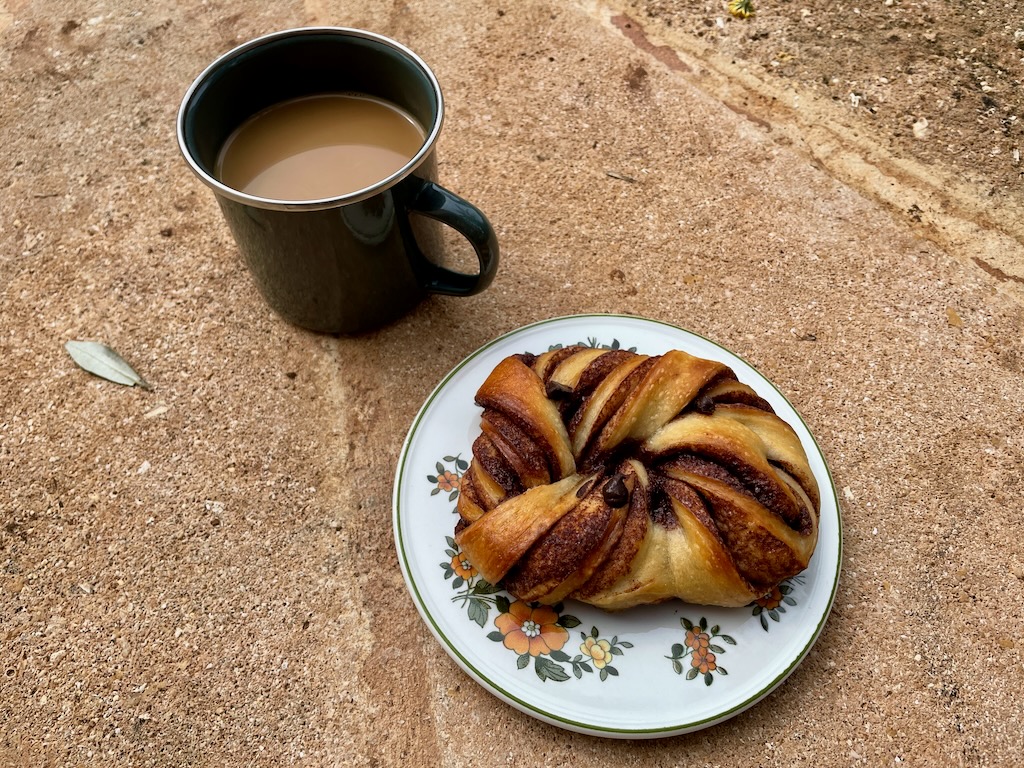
[
  {"left": 604, "top": 170, "right": 637, "bottom": 183},
  {"left": 64, "top": 340, "right": 152, "bottom": 390}
]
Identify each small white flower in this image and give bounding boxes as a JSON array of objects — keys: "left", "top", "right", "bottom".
[{"left": 521, "top": 620, "right": 541, "bottom": 638}]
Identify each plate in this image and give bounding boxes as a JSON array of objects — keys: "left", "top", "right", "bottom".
[{"left": 392, "top": 314, "right": 841, "bottom": 738}]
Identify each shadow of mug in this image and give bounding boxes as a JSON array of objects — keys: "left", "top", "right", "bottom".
[{"left": 177, "top": 27, "right": 499, "bottom": 334}]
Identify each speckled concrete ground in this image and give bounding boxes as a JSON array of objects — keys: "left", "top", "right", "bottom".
[{"left": 2, "top": 1, "right": 1022, "bottom": 766}]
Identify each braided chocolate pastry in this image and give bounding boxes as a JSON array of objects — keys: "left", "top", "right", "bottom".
[{"left": 454, "top": 346, "right": 819, "bottom": 610}]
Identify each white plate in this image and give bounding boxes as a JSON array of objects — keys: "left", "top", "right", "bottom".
[{"left": 392, "top": 315, "right": 841, "bottom": 738}]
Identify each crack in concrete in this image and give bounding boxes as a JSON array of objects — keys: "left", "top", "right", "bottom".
[
  {"left": 610, "top": 12, "right": 692, "bottom": 75},
  {"left": 972, "top": 257, "right": 1024, "bottom": 285}
]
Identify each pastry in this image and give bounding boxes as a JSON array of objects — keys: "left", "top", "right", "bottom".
[{"left": 454, "top": 345, "right": 820, "bottom": 610}]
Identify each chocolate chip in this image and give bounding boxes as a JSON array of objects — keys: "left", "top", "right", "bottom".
[
  {"left": 545, "top": 380, "right": 574, "bottom": 400},
  {"left": 694, "top": 394, "right": 715, "bottom": 414},
  {"left": 602, "top": 474, "right": 629, "bottom": 507}
]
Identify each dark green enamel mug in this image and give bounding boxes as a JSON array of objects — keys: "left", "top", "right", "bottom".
[{"left": 177, "top": 28, "right": 499, "bottom": 334}]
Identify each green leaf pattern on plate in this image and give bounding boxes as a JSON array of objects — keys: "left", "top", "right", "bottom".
[
  {"left": 667, "top": 617, "right": 737, "bottom": 686},
  {"left": 426, "top": 453, "right": 468, "bottom": 503},
  {"left": 749, "top": 576, "right": 805, "bottom": 631}
]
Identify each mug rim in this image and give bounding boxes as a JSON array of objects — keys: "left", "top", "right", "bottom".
[{"left": 176, "top": 27, "right": 445, "bottom": 211}]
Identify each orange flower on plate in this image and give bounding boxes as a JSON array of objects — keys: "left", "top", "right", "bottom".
[
  {"left": 691, "top": 647, "right": 718, "bottom": 675},
  {"left": 494, "top": 601, "right": 568, "bottom": 657},
  {"left": 685, "top": 628, "right": 711, "bottom": 652},
  {"left": 671, "top": 617, "right": 734, "bottom": 684},
  {"left": 755, "top": 585, "right": 784, "bottom": 611},
  {"left": 436, "top": 470, "right": 460, "bottom": 493},
  {"left": 450, "top": 553, "right": 477, "bottom": 580}
]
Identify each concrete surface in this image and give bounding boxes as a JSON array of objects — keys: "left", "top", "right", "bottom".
[{"left": 2, "top": 0, "right": 1022, "bottom": 766}]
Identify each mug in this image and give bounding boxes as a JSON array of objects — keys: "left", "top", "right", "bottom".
[{"left": 176, "top": 27, "right": 499, "bottom": 334}]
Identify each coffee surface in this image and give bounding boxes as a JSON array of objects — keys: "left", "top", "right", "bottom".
[{"left": 216, "top": 93, "right": 426, "bottom": 201}]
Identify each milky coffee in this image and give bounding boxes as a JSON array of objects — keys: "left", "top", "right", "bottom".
[{"left": 216, "top": 93, "right": 426, "bottom": 201}]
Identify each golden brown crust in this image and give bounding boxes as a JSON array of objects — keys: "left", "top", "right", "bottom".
[
  {"left": 572, "top": 461, "right": 649, "bottom": 600},
  {"left": 454, "top": 347, "right": 820, "bottom": 610},
  {"left": 503, "top": 474, "right": 629, "bottom": 603},
  {"left": 475, "top": 356, "right": 575, "bottom": 483}
]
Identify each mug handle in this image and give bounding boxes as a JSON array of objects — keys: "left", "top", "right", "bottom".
[{"left": 406, "top": 179, "right": 499, "bottom": 296}]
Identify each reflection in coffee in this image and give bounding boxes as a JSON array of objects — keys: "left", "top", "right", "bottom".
[{"left": 216, "top": 93, "right": 426, "bottom": 201}]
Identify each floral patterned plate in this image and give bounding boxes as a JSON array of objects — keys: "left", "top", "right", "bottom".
[{"left": 392, "top": 314, "right": 841, "bottom": 738}]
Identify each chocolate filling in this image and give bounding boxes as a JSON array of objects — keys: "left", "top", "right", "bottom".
[
  {"left": 576, "top": 477, "right": 598, "bottom": 498},
  {"left": 572, "top": 356, "right": 657, "bottom": 467},
  {"left": 693, "top": 394, "right": 715, "bottom": 415},
  {"left": 545, "top": 380, "right": 574, "bottom": 400},
  {"left": 470, "top": 433, "right": 523, "bottom": 496},
  {"left": 601, "top": 473, "right": 629, "bottom": 507},
  {"left": 649, "top": 485, "right": 680, "bottom": 529}
]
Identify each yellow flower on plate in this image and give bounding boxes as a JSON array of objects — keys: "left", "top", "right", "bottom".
[{"left": 580, "top": 636, "right": 613, "bottom": 669}]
